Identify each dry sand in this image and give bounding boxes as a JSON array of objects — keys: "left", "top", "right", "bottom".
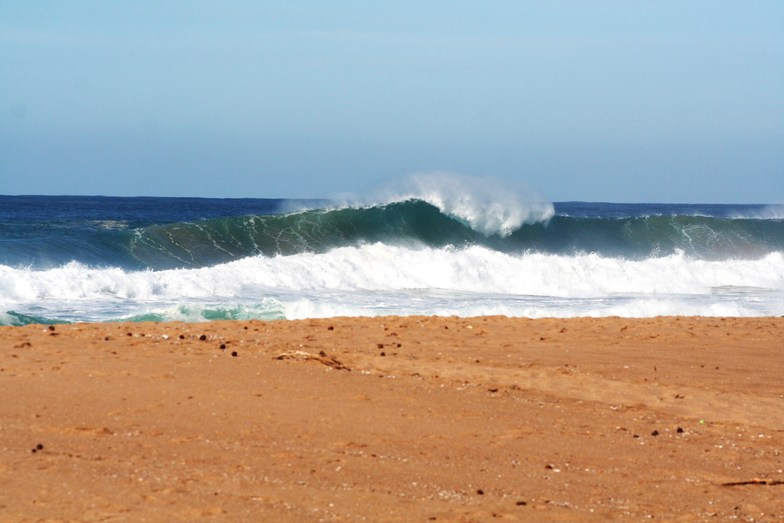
[{"left": 1, "top": 316, "right": 783, "bottom": 522}]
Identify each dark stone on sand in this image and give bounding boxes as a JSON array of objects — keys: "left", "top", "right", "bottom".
[
  {"left": 476, "top": 489, "right": 484, "bottom": 495},
  {"left": 327, "top": 326, "right": 334, "bottom": 330},
  {"left": 231, "top": 351, "right": 238, "bottom": 357},
  {"left": 377, "top": 343, "right": 384, "bottom": 349},
  {"left": 319, "top": 350, "right": 327, "bottom": 357},
  {"left": 126, "top": 332, "right": 132, "bottom": 336},
  {"left": 516, "top": 500, "right": 528, "bottom": 506},
  {"left": 219, "top": 343, "right": 226, "bottom": 350},
  {"left": 199, "top": 334, "right": 207, "bottom": 341},
  {"left": 48, "top": 325, "right": 55, "bottom": 331},
  {"left": 380, "top": 352, "right": 386, "bottom": 357},
  {"left": 37, "top": 443, "right": 43, "bottom": 450},
  {"left": 677, "top": 427, "right": 684, "bottom": 433},
  {"left": 179, "top": 334, "right": 185, "bottom": 340},
  {"left": 651, "top": 430, "right": 660, "bottom": 436}
]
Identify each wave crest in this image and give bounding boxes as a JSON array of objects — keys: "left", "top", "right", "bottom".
[{"left": 358, "top": 172, "right": 554, "bottom": 236}]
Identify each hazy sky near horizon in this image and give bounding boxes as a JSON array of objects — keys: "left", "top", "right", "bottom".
[{"left": 1, "top": 1, "right": 782, "bottom": 203}]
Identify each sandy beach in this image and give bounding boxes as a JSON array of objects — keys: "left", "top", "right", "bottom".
[{"left": 1, "top": 316, "right": 782, "bottom": 521}]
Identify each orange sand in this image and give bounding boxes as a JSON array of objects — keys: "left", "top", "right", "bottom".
[{"left": 1, "top": 316, "right": 783, "bottom": 521}]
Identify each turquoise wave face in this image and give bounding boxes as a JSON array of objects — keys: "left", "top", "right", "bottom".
[
  {"left": 1, "top": 199, "right": 783, "bottom": 270},
  {"left": 126, "top": 200, "right": 479, "bottom": 268},
  {"left": 125, "top": 202, "right": 784, "bottom": 267}
]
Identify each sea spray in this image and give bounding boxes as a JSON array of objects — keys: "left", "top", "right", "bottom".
[{"left": 343, "top": 172, "right": 555, "bottom": 236}]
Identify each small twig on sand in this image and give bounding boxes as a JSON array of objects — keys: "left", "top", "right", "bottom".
[{"left": 274, "top": 350, "right": 350, "bottom": 371}]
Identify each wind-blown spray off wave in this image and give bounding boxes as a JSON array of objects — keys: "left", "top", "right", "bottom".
[
  {"left": 355, "top": 172, "right": 555, "bottom": 236},
  {"left": 1, "top": 175, "right": 782, "bottom": 323}
]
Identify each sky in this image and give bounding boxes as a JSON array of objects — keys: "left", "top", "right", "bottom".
[{"left": 1, "top": 1, "right": 782, "bottom": 203}]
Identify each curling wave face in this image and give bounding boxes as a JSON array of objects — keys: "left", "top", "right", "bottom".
[{"left": 93, "top": 202, "right": 784, "bottom": 267}]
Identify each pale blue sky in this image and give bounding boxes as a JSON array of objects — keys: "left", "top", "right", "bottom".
[{"left": 1, "top": 1, "right": 782, "bottom": 202}]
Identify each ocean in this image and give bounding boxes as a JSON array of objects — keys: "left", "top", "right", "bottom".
[{"left": 2, "top": 177, "right": 783, "bottom": 325}]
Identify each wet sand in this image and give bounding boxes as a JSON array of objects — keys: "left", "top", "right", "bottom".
[{"left": 1, "top": 316, "right": 783, "bottom": 521}]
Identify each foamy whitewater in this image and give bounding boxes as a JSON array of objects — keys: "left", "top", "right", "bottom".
[{"left": 1, "top": 175, "right": 783, "bottom": 324}]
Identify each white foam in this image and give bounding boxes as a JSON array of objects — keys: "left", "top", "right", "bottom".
[
  {"left": 2, "top": 246, "right": 783, "bottom": 322},
  {"left": 223, "top": 246, "right": 783, "bottom": 297}
]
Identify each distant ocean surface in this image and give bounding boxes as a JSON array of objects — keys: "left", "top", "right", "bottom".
[{"left": 2, "top": 177, "right": 783, "bottom": 324}]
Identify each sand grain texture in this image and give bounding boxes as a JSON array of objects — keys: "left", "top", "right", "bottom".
[{"left": 1, "top": 316, "right": 783, "bottom": 521}]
